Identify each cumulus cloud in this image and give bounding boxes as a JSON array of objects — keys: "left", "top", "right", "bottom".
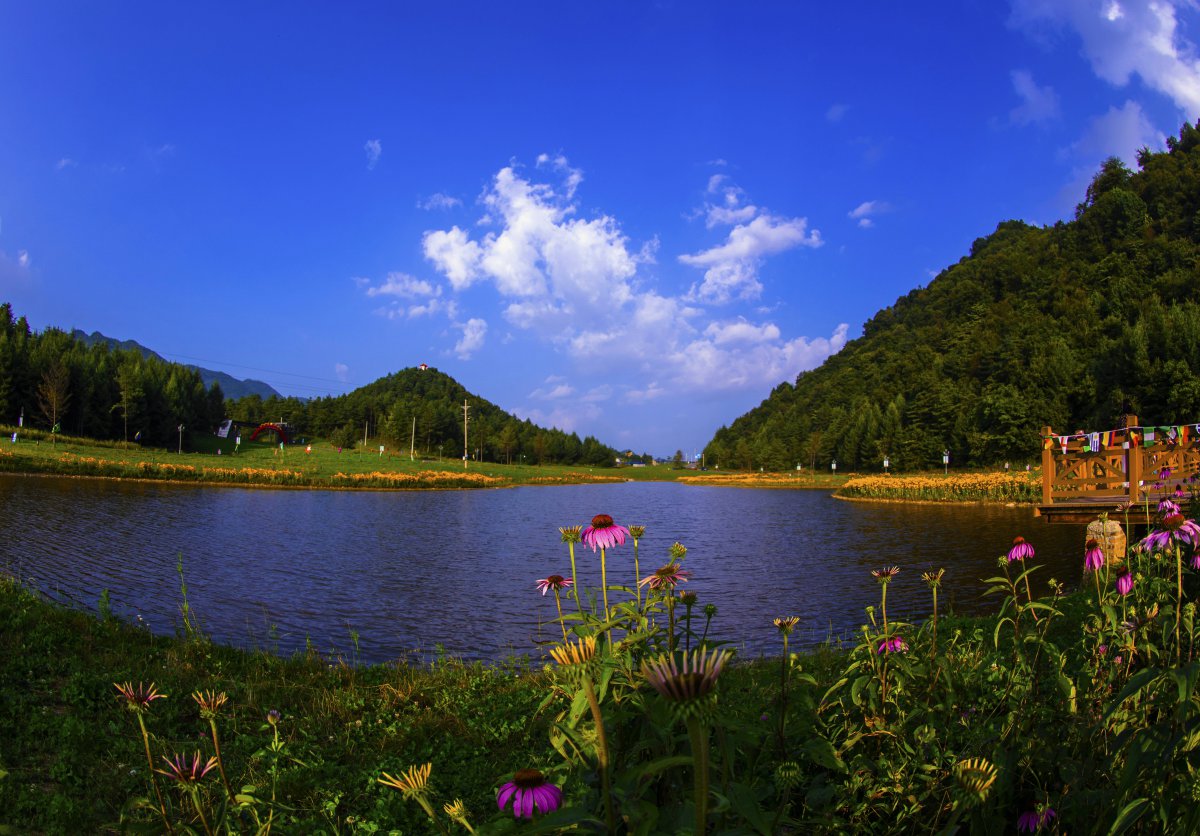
[
  {"left": 334, "top": 363, "right": 350, "bottom": 382},
  {"left": 1060, "top": 99, "right": 1164, "bottom": 202},
  {"left": 1012, "top": 0, "right": 1200, "bottom": 114},
  {"left": 364, "top": 272, "right": 440, "bottom": 299},
  {"left": 418, "top": 193, "right": 462, "bottom": 211},
  {"left": 364, "top": 139, "right": 382, "bottom": 170},
  {"left": 848, "top": 200, "right": 891, "bottom": 229},
  {"left": 1009, "top": 69, "right": 1060, "bottom": 125},
  {"left": 416, "top": 156, "right": 846, "bottom": 404},
  {"left": 455, "top": 317, "right": 487, "bottom": 358}
]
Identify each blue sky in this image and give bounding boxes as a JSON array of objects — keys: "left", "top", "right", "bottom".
[{"left": 1, "top": 2, "right": 1197, "bottom": 455}]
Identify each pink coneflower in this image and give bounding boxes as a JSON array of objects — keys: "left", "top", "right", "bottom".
[
  {"left": 639, "top": 562, "right": 691, "bottom": 591},
  {"left": 1159, "top": 499, "right": 1182, "bottom": 516},
  {"left": 497, "top": 769, "right": 563, "bottom": 819},
  {"left": 1139, "top": 513, "right": 1200, "bottom": 552},
  {"left": 1117, "top": 571, "right": 1135, "bottom": 596},
  {"left": 156, "top": 751, "right": 218, "bottom": 784},
  {"left": 581, "top": 514, "right": 629, "bottom": 551},
  {"left": 114, "top": 681, "right": 168, "bottom": 714},
  {"left": 535, "top": 575, "right": 574, "bottom": 596},
  {"left": 1084, "top": 539, "right": 1105, "bottom": 572},
  {"left": 1007, "top": 536, "right": 1035, "bottom": 562},
  {"left": 877, "top": 636, "right": 907, "bottom": 654},
  {"left": 871, "top": 566, "right": 900, "bottom": 583},
  {"left": 642, "top": 647, "right": 731, "bottom": 703}
]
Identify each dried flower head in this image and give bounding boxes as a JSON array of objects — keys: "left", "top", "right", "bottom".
[
  {"left": 669, "top": 541, "right": 688, "bottom": 560},
  {"left": 773, "top": 616, "right": 800, "bottom": 635},
  {"left": 191, "top": 689, "right": 229, "bottom": 720},
  {"left": 679, "top": 590, "right": 698, "bottom": 606},
  {"left": 953, "top": 757, "right": 999, "bottom": 802},
  {"left": 921, "top": 568, "right": 945, "bottom": 588},
  {"left": 378, "top": 762, "right": 433, "bottom": 798},
  {"left": 641, "top": 647, "right": 731, "bottom": 704},
  {"left": 549, "top": 635, "right": 597, "bottom": 667},
  {"left": 114, "top": 681, "right": 167, "bottom": 714},
  {"left": 704, "top": 603, "right": 718, "bottom": 618},
  {"left": 558, "top": 525, "right": 582, "bottom": 544},
  {"left": 443, "top": 798, "right": 470, "bottom": 822},
  {"left": 639, "top": 562, "right": 691, "bottom": 590},
  {"left": 497, "top": 769, "right": 563, "bottom": 819},
  {"left": 871, "top": 566, "right": 901, "bottom": 584},
  {"left": 628, "top": 525, "right": 646, "bottom": 539},
  {"left": 156, "top": 750, "right": 218, "bottom": 784}
]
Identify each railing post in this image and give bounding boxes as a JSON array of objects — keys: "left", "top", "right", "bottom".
[
  {"left": 1041, "top": 426, "right": 1054, "bottom": 504},
  {"left": 1125, "top": 413, "right": 1140, "bottom": 505}
]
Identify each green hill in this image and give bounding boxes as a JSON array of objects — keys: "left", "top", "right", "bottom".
[{"left": 704, "top": 120, "right": 1200, "bottom": 472}]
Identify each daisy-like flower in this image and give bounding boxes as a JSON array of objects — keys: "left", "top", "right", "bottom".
[
  {"left": 549, "top": 635, "right": 597, "bottom": 667},
  {"left": 581, "top": 514, "right": 629, "bottom": 551},
  {"left": 1007, "top": 536, "right": 1035, "bottom": 562},
  {"left": 1016, "top": 807, "right": 1056, "bottom": 833},
  {"left": 1159, "top": 499, "right": 1181, "bottom": 516},
  {"left": 114, "top": 681, "right": 167, "bottom": 714},
  {"left": 871, "top": 566, "right": 900, "bottom": 583},
  {"left": 642, "top": 647, "right": 731, "bottom": 703},
  {"left": 191, "top": 689, "right": 229, "bottom": 720},
  {"left": 1084, "top": 539, "right": 1105, "bottom": 572},
  {"left": 1117, "top": 571, "right": 1135, "bottom": 596},
  {"left": 378, "top": 762, "right": 433, "bottom": 798},
  {"left": 877, "top": 636, "right": 907, "bottom": 654},
  {"left": 156, "top": 751, "right": 218, "bottom": 784},
  {"left": 639, "top": 562, "right": 691, "bottom": 590},
  {"left": 497, "top": 768, "right": 563, "bottom": 819},
  {"left": 535, "top": 575, "right": 573, "bottom": 596},
  {"left": 1139, "top": 513, "right": 1200, "bottom": 552},
  {"left": 558, "top": 525, "right": 582, "bottom": 544},
  {"left": 952, "top": 757, "right": 999, "bottom": 802},
  {"left": 773, "top": 616, "right": 800, "bottom": 635}
]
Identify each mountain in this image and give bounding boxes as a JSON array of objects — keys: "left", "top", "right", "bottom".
[
  {"left": 704, "top": 120, "right": 1200, "bottom": 472},
  {"left": 225, "top": 366, "right": 628, "bottom": 466},
  {"left": 70, "top": 330, "right": 280, "bottom": 400}
]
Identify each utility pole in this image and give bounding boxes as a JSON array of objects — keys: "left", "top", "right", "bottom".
[
  {"left": 363, "top": 418, "right": 368, "bottom": 447},
  {"left": 462, "top": 400, "right": 470, "bottom": 469},
  {"left": 410, "top": 416, "right": 415, "bottom": 461}
]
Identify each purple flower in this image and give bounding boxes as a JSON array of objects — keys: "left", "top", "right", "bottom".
[
  {"left": 1007, "top": 536, "right": 1035, "bottom": 562},
  {"left": 535, "top": 574, "right": 574, "bottom": 596},
  {"left": 156, "top": 751, "right": 218, "bottom": 784},
  {"left": 497, "top": 769, "right": 562, "bottom": 819},
  {"left": 1098, "top": 644, "right": 1108, "bottom": 655},
  {"left": 639, "top": 562, "right": 691, "bottom": 590},
  {"left": 581, "top": 514, "right": 629, "bottom": 552},
  {"left": 1158, "top": 499, "right": 1181, "bottom": 516},
  {"left": 1084, "top": 538, "right": 1105, "bottom": 572},
  {"left": 1117, "top": 571, "right": 1135, "bottom": 596},
  {"left": 1193, "top": 553, "right": 1200, "bottom": 571},
  {"left": 877, "top": 636, "right": 907, "bottom": 654},
  {"left": 1160, "top": 467, "right": 1173, "bottom": 481},
  {"left": 1138, "top": 513, "right": 1200, "bottom": 553},
  {"left": 1016, "top": 807, "right": 1056, "bottom": 833}
]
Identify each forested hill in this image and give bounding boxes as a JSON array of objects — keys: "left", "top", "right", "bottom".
[
  {"left": 704, "top": 121, "right": 1200, "bottom": 473},
  {"left": 226, "top": 367, "right": 628, "bottom": 466}
]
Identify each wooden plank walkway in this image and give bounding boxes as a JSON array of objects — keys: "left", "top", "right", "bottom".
[{"left": 1037, "top": 414, "right": 1200, "bottom": 523}]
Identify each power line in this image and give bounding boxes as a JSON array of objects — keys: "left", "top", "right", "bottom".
[{"left": 156, "top": 351, "right": 351, "bottom": 386}]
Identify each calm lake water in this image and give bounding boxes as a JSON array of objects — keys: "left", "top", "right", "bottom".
[{"left": 0, "top": 475, "right": 1091, "bottom": 664}]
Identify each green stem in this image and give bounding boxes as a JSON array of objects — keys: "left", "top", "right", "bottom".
[
  {"left": 600, "top": 547, "right": 611, "bottom": 622},
  {"left": 568, "top": 542, "right": 584, "bottom": 617},
  {"left": 137, "top": 714, "right": 174, "bottom": 835},
  {"left": 190, "top": 787, "right": 214, "bottom": 836},
  {"left": 1023, "top": 572, "right": 1039, "bottom": 622},
  {"left": 633, "top": 538, "right": 642, "bottom": 608},
  {"left": 668, "top": 593, "right": 677, "bottom": 652},
  {"left": 554, "top": 589, "right": 568, "bottom": 643},
  {"left": 208, "top": 719, "right": 235, "bottom": 803},
  {"left": 582, "top": 676, "right": 616, "bottom": 834},
  {"left": 1176, "top": 543, "right": 1184, "bottom": 664},
  {"left": 686, "top": 715, "right": 711, "bottom": 836},
  {"left": 778, "top": 633, "right": 789, "bottom": 754}
]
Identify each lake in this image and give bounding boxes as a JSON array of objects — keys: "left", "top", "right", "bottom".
[{"left": 0, "top": 475, "right": 1091, "bottom": 664}]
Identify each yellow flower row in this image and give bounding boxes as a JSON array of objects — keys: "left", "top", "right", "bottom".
[
  {"left": 330, "top": 470, "right": 506, "bottom": 486},
  {"left": 838, "top": 471, "right": 1039, "bottom": 502}
]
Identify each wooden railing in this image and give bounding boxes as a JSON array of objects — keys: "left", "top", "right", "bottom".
[{"left": 1041, "top": 415, "right": 1200, "bottom": 506}]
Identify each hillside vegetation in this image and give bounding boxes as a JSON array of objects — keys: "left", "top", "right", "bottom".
[{"left": 705, "top": 121, "right": 1200, "bottom": 472}]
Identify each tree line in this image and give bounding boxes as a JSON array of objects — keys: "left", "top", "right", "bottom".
[
  {"left": 705, "top": 121, "right": 1200, "bottom": 472},
  {"left": 0, "top": 304, "right": 224, "bottom": 446}
]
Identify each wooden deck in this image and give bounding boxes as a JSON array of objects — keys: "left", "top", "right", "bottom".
[{"left": 1037, "top": 415, "right": 1200, "bottom": 523}]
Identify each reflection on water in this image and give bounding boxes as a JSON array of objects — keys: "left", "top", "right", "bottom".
[{"left": 0, "top": 475, "right": 1090, "bottom": 663}]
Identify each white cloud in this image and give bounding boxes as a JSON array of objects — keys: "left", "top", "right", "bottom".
[
  {"left": 703, "top": 318, "right": 781, "bottom": 345},
  {"left": 848, "top": 200, "right": 891, "bottom": 229},
  {"left": 1009, "top": 69, "right": 1060, "bottom": 125},
  {"left": 17, "top": 250, "right": 29, "bottom": 267},
  {"left": 418, "top": 193, "right": 462, "bottom": 211},
  {"left": 1060, "top": 100, "right": 1164, "bottom": 202},
  {"left": 423, "top": 226, "right": 484, "bottom": 290},
  {"left": 1012, "top": 0, "right": 1200, "bottom": 114},
  {"left": 364, "top": 139, "right": 382, "bottom": 170},
  {"left": 530, "top": 377, "right": 576, "bottom": 400},
  {"left": 364, "top": 271, "right": 440, "bottom": 299},
  {"left": 455, "top": 317, "right": 487, "bottom": 358},
  {"left": 535, "top": 153, "right": 583, "bottom": 198},
  {"left": 670, "top": 323, "right": 850, "bottom": 392},
  {"left": 55, "top": 158, "right": 76, "bottom": 171},
  {"left": 680, "top": 213, "right": 822, "bottom": 303},
  {"left": 334, "top": 363, "right": 350, "bottom": 382},
  {"left": 826, "top": 103, "right": 849, "bottom": 123}
]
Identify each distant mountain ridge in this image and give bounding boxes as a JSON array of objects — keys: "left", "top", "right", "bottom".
[{"left": 71, "top": 330, "right": 281, "bottom": 401}]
